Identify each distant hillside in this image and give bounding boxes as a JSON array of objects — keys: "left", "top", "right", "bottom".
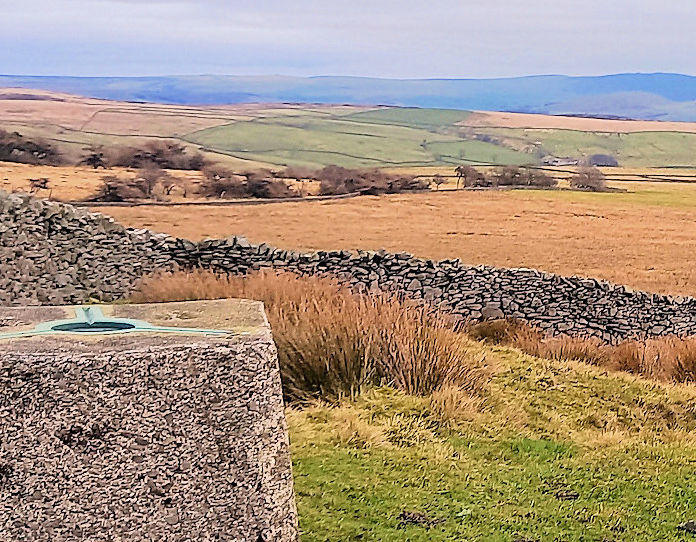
[{"left": 1, "top": 73, "right": 696, "bottom": 121}]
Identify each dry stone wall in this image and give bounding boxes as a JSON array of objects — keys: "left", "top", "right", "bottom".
[
  {"left": 2, "top": 191, "right": 696, "bottom": 341},
  {"left": 0, "top": 192, "right": 173, "bottom": 305}
]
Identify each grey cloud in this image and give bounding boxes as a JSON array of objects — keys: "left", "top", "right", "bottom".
[{"left": 0, "top": 0, "right": 694, "bottom": 77}]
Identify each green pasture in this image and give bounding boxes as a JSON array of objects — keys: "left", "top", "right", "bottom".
[
  {"left": 482, "top": 127, "right": 696, "bottom": 168},
  {"left": 16, "top": 101, "right": 696, "bottom": 169},
  {"left": 290, "top": 349, "right": 696, "bottom": 541},
  {"left": 341, "top": 107, "right": 472, "bottom": 130},
  {"left": 185, "top": 111, "right": 533, "bottom": 168}
]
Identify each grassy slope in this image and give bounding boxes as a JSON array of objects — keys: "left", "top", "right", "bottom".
[
  {"left": 482, "top": 127, "right": 696, "bottom": 167},
  {"left": 290, "top": 345, "right": 696, "bottom": 541},
  {"left": 512, "top": 180, "right": 696, "bottom": 209},
  {"left": 6, "top": 95, "right": 696, "bottom": 168},
  {"left": 342, "top": 108, "right": 473, "bottom": 130},
  {"left": 186, "top": 108, "right": 696, "bottom": 169},
  {"left": 185, "top": 110, "right": 534, "bottom": 168}
]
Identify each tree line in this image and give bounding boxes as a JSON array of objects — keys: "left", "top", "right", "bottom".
[
  {"left": 2, "top": 128, "right": 608, "bottom": 200},
  {"left": 444, "top": 164, "right": 607, "bottom": 192}
]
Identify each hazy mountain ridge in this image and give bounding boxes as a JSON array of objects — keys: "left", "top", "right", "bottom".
[{"left": 1, "top": 73, "right": 696, "bottom": 121}]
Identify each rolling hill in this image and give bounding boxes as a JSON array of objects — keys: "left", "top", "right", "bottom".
[
  {"left": 1, "top": 73, "right": 696, "bottom": 121},
  {"left": 3, "top": 89, "right": 696, "bottom": 169}
]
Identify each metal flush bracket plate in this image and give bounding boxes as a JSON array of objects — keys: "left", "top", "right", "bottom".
[{"left": 0, "top": 306, "right": 234, "bottom": 340}]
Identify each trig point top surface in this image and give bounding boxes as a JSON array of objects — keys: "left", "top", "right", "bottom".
[{"left": 0, "top": 298, "right": 269, "bottom": 352}]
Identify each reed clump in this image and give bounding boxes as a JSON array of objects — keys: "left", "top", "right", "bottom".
[{"left": 134, "top": 270, "right": 487, "bottom": 402}]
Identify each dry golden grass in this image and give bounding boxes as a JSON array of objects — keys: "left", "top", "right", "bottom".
[
  {"left": 0, "top": 162, "right": 206, "bottom": 201},
  {"left": 429, "top": 385, "right": 485, "bottom": 424},
  {"left": 102, "top": 185, "right": 696, "bottom": 296},
  {"left": 462, "top": 110, "right": 696, "bottom": 133},
  {"left": 470, "top": 319, "right": 696, "bottom": 384},
  {"left": 133, "top": 270, "right": 488, "bottom": 402}
]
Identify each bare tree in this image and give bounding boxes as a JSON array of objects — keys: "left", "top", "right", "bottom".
[
  {"left": 134, "top": 165, "right": 168, "bottom": 198},
  {"left": 0, "top": 130, "right": 63, "bottom": 165},
  {"left": 495, "top": 166, "right": 524, "bottom": 186},
  {"left": 432, "top": 174, "right": 446, "bottom": 191},
  {"left": 88, "top": 176, "right": 133, "bottom": 202},
  {"left": 28, "top": 178, "right": 50, "bottom": 193},
  {"left": 570, "top": 166, "right": 607, "bottom": 192},
  {"left": 525, "top": 168, "right": 557, "bottom": 188},
  {"left": 79, "top": 151, "right": 108, "bottom": 169},
  {"left": 243, "top": 171, "right": 298, "bottom": 199},
  {"left": 455, "top": 165, "right": 485, "bottom": 189},
  {"left": 199, "top": 165, "right": 246, "bottom": 199},
  {"left": 105, "top": 139, "right": 208, "bottom": 170}
]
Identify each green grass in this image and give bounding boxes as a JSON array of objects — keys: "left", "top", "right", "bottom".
[
  {"left": 427, "top": 140, "right": 536, "bottom": 166},
  {"left": 510, "top": 182, "right": 696, "bottom": 209},
  {"left": 184, "top": 113, "right": 534, "bottom": 169},
  {"left": 290, "top": 347, "right": 696, "bottom": 541},
  {"left": 185, "top": 108, "right": 696, "bottom": 169},
  {"left": 482, "top": 127, "right": 696, "bottom": 168},
  {"left": 342, "top": 108, "right": 472, "bottom": 130},
  {"left": 17, "top": 99, "right": 696, "bottom": 169}
]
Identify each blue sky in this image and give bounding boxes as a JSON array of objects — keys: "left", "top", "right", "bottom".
[{"left": 1, "top": 0, "right": 694, "bottom": 78}]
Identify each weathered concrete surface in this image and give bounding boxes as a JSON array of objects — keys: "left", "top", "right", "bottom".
[
  {"left": 0, "top": 299, "right": 299, "bottom": 542},
  {"left": 2, "top": 191, "right": 696, "bottom": 341}
]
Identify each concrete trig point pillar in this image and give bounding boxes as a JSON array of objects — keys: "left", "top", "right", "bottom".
[{"left": 0, "top": 299, "right": 299, "bottom": 541}]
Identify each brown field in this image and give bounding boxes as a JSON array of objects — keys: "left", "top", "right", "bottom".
[
  {"left": 0, "top": 87, "right": 314, "bottom": 134},
  {"left": 96, "top": 184, "right": 696, "bottom": 297},
  {"left": 462, "top": 110, "right": 696, "bottom": 133},
  {"left": 0, "top": 162, "right": 206, "bottom": 201},
  {"left": 5, "top": 160, "right": 696, "bottom": 203}
]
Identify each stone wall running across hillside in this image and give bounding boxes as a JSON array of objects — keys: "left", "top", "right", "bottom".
[{"left": 2, "top": 191, "right": 696, "bottom": 341}]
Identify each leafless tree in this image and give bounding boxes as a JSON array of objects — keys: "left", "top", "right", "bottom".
[
  {"left": 432, "top": 174, "right": 446, "bottom": 190},
  {"left": 570, "top": 166, "right": 607, "bottom": 192},
  {"left": 88, "top": 175, "right": 133, "bottom": 202},
  {"left": 199, "top": 165, "right": 246, "bottom": 199},
  {"left": 28, "top": 178, "right": 50, "bottom": 193},
  {"left": 0, "top": 130, "right": 63, "bottom": 165},
  {"left": 79, "top": 151, "right": 108, "bottom": 169},
  {"left": 455, "top": 165, "right": 485, "bottom": 188},
  {"left": 134, "top": 165, "right": 168, "bottom": 198},
  {"left": 105, "top": 139, "right": 208, "bottom": 170}
]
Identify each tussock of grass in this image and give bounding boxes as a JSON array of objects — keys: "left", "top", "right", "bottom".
[
  {"left": 469, "top": 319, "right": 696, "bottom": 384},
  {"left": 133, "top": 270, "right": 488, "bottom": 402},
  {"left": 430, "top": 385, "right": 485, "bottom": 424}
]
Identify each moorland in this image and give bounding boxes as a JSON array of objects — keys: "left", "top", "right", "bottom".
[{"left": 5, "top": 87, "right": 696, "bottom": 540}]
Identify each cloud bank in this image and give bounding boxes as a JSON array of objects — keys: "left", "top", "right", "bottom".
[{"left": 1, "top": 0, "right": 693, "bottom": 77}]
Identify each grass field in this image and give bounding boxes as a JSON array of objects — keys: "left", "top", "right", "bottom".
[
  {"left": 99, "top": 181, "right": 696, "bottom": 297},
  {"left": 293, "top": 346, "right": 696, "bottom": 541},
  {"left": 0, "top": 162, "right": 207, "bottom": 201},
  {"left": 463, "top": 110, "right": 696, "bottom": 133},
  {"left": 184, "top": 111, "right": 532, "bottom": 168},
  {"left": 476, "top": 127, "right": 696, "bottom": 168}
]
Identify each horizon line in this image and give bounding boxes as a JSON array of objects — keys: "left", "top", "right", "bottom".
[{"left": 1, "top": 71, "right": 695, "bottom": 81}]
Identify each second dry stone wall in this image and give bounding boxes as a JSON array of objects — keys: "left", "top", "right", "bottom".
[{"left": 2, "top": 191, "right": 696, "bottom": 341}]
